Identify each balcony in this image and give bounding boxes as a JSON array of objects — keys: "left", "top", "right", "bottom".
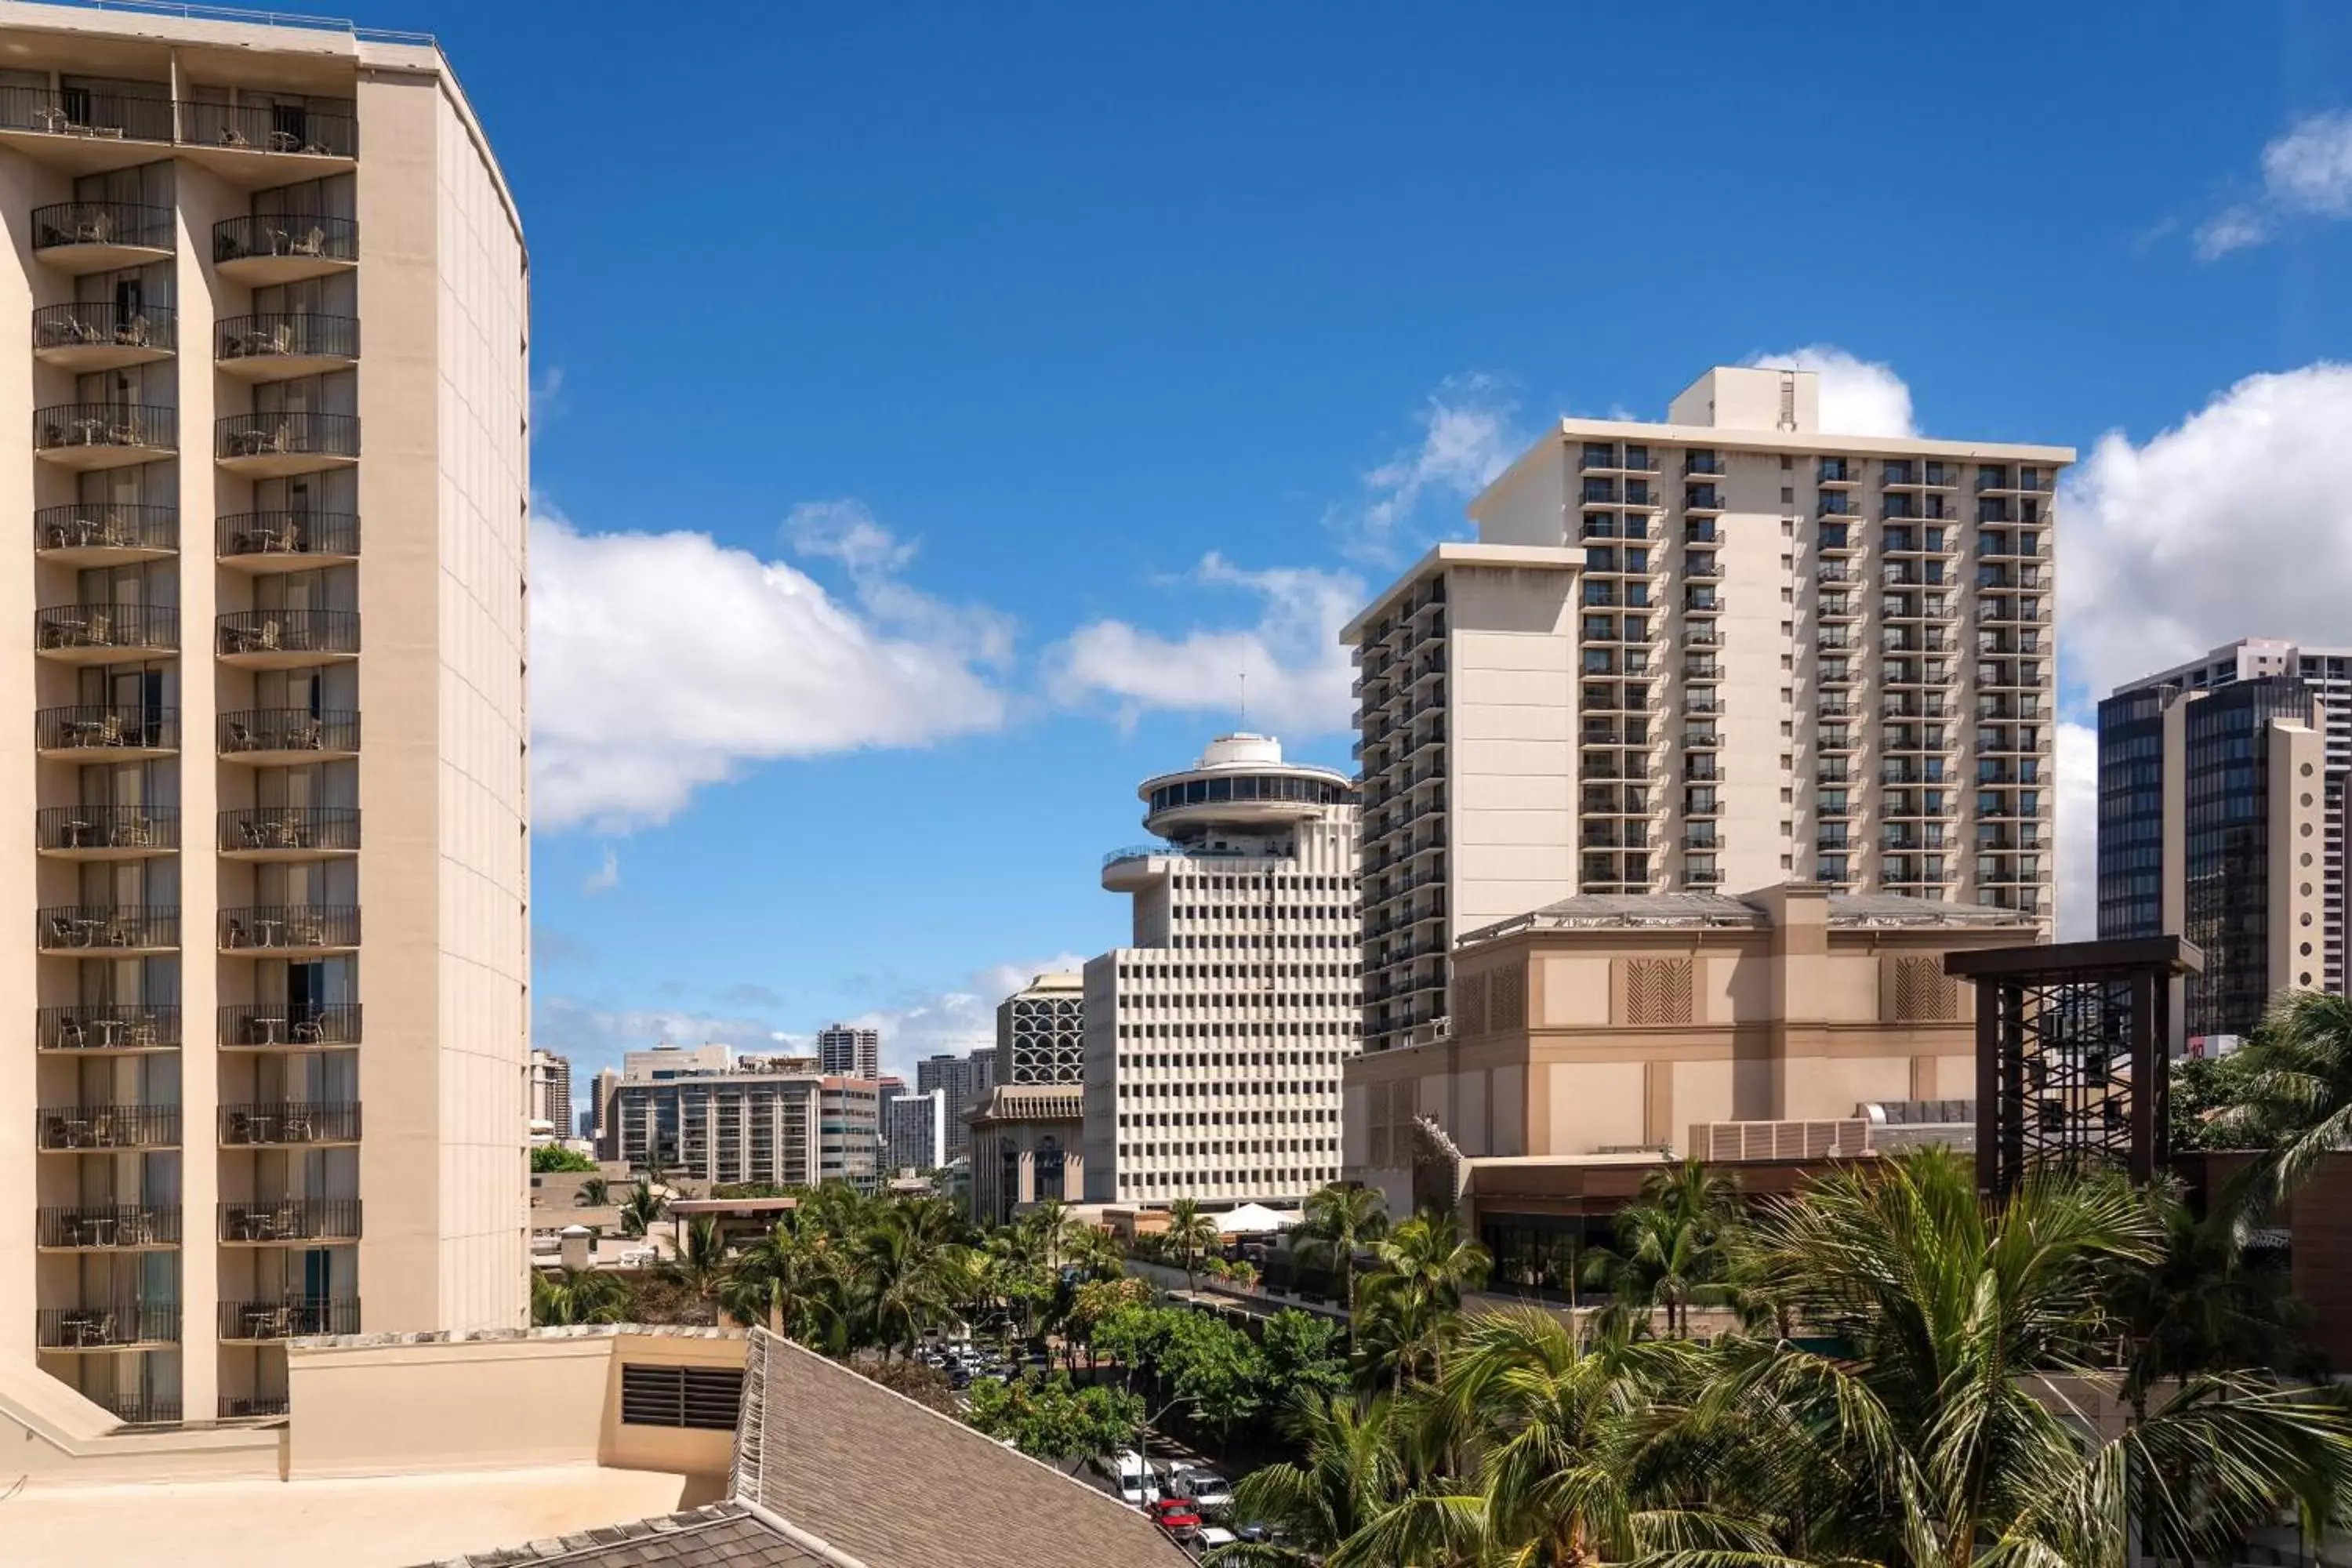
[
  {"left": 220, "top": 1197, "right": 361, "bottom": 1244},
  {"left": 30, "top": 201, "right": 173, "bottom": 271},
  {"left": 215, "top": 412, "right": 359, "bottom": 476},
  {"left": 35, "top": 503, "right": 178, "bottom": 567},
  {"left": 34, "top": 1306, "right": 179, "bottom": 1351},
  {"left": 219, "top": 1298, "right": 360, "bottom": 1342},
  {"left": 220, "top": 707, "right": 361, "bottom": 764},
  {"left": 1683, "top": 593, "right": 1723, "bottom": 616},
  {"left": 220, "top": 1102, "right": 362, "bottom": 1147},
  {"left": 1976, "top": 598, "right": 2051, "bottom": 625},
  {"left": 218, "top": 806, "right": 360, "bottom": 860},
  {"left": 35, "top": 804, "right": 177, "bottom": 858},
  {"left": 1682, "top": 867, "right": 1725, "bottom": 887},
  {"left": 1684, "top": 490, "right": 1726, "bottom": 514},
  {"left": 35, "top": 1103, "right": 179, "bottom": 1150},
  {"left": 1684, "top": 454, "right": 1726, "bottom": 477},
  {"left": 37, "top": 906, "right": 178, "bottom": 954},
  {"left": 216, "top": 609, "right": 361, "bottom": 667},
  {"left": 220, "top": 905, "right": 361, "bottom": 955},
  {"left": 34, "top": 404, "right": 176, "bottom": 468},
  {"left": 222, "top": 1002, "right": 361, "bottom": 1053},
  {"left": 217, "top": 312, "right": 361, "bottom": 380},
  {"left": 36, "top": 1205, "right": 179, "bottom": 1250},
  {"left": 215, "top": 510, "right": 361, "bottom": 574},
  {"left": 35, "top": 704, "right": 178, "bottom": 760},
  {"left": 182, "top": 99, "right": 356, "bottom": 160},
  {"left": 38, "top": 1003, "right": 179, "bottom": 1054},
  {"left": 35, "top": 603, "right": 177, "bottom": 664},
  {"left": 32, "top": 301, "right": 176, "bottom": 371},
  {"left": 1683, "top": 558, "right": 1723, "bottom": 583},
  {"left": 1682, "top": 728, "right": 1722, "bottom": 750},
  {"left": 213, "top": 215, "right": 360, "bottom": 284}
]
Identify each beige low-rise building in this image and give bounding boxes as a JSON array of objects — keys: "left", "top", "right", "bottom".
[{"left": 1342, "top": 884, "right": 2035, "bottom": 1265}]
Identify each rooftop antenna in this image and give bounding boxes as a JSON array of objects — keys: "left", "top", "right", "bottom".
[{"left": 1237, "top": 671, "right": 1247, "bottom": 731}]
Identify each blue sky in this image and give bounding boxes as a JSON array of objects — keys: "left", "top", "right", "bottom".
[{"left": 359, "top": 1, "right": 2352, "bottom": 1088}]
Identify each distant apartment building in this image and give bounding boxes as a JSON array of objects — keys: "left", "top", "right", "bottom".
[
  {"left": 609, "top": 1059, "right": 877, "bottom": 1191},
  {"left": 588, "top": 1067, "right": 619, "bottom": 1158},
  {"left": 996, "top": 971, "right": 1084, "bottom": 1084},
  {"left": 528, "top": 1048, "right": 572, "bottom": 1139},
  {"left": 0, "top": 9, "right": 528, "bottom": 1430},
  {"left": 817, "top": 1022, "right": 880, "bottom": 1080},
  {"left": 1080, "top": 734, "right": 1359, "bottom": 1209},
  {"left": 916, "top": 1050, "right": 995, "bottom": 1162},
  {"left": 2098, "top": 665, "right": 2331, "bottom": 1047},
  {"left": 623, "top": 1043, "right": 731, "bottom": 1081},
  {"left": 884, "top": 1087, "right": 947, "bottom": 1174},
  {"left": 1345, "top": 365, "right": 2071, "bottom": 1054},
  {"left": 2103, "top": 638, "right": 2352, "bottom": 1001}
]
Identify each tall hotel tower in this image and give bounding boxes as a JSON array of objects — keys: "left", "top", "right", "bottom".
[
  {"left": 0, "top": 7, "right": 529, "bottom": 1426},
  {"left": 1347, "top": 365, "right": 2069, "bottom": 1054},
  {"left": 1082, "top": 735, "right": 1359, "bottom": 1207}
]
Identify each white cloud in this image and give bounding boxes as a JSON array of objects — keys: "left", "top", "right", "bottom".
[
  {"left": 1044, "top": 554, "right": 1364, "bottom": 738},
  {"left": 1346, "top": 375, "right": 1522, "bottom": 558},
  {"left": 2059, "top": 364, "right": 2352, "bottom": 706},
  {"left": 581, "top": 846, "right": 619, "bottom": 896},
  {"left": 533, "top": 996, "right": 792, "bottom": 1082},
  {"left": 2196, "top": 110, "right": 2352, "bottom": 257},
  {"left": 2055, "top": 720, "right": 2098, "bottom": 941},
  {"left": 529, "top": 503, "right": 1013, "bottom": 833},
  {"left": 829, "top": 952, "right": 1089, "bottom": 1081},
  {"left": 1744, "top": 346, "right": 1917, "bottom": 437}
]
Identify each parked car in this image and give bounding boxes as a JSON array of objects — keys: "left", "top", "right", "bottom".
[
  {"left": 1147, "top": 1497, "right": 1203, "bottom": 1534},
  {"left": 1195, "top": 1526, "right": 1237, "bottom": 1554},
  {"left": 1106, "top": 1449, "right": 1160, "bottom": 1506},
  {"left": 1173, "top": 1469, "right": 1234, "bottom": 1512}
]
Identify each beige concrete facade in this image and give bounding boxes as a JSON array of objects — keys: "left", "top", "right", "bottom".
[
  {"left": 967, "top": 1082, "right": 1084, "bottom": 1226},
  {"left": 0, "top": 5, "right": 528, "bottom": 1432},
  {"left": 1347, "top": 365, "right": 2071, "bottom": 1054},
  {"left": 1341, "top": 884, "right": 2036, "bottom": 1218}
]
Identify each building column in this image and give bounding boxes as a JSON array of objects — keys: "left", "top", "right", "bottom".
[{"left": 1016, "top": 1148, "right": 1036, "bottom": 1206}]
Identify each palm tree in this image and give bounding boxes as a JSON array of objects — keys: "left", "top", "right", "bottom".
[
  {"left": 721, "top": 1211, "right": 845, "bottom": 1350},
  {"left": 531, "top": 1266, "right": 632, "bottom": 1327},
  {"left": 1164, "top": 1197, "right": 1219, "bottom": 1294},
  {"left": 2216, "top": 989, "right": 2352, "bottom": 1214},
  {"left": 1353, "top": 1210, "right": 1489, "bottom": 1392},
  {"left": 1063, "top": 1221, "right": 1126, "bottom": 1284},
  {"left": 1579, "top": 1156, "right": 1740, "bottom": 1337},
  {"left": 1295, "top": 1182, "right": 1388, "bottom": 1316},
  {"left": 1212, "top": 1393, "right": 1412, "bottom": 1566},
  {"left": 1675, "top": 1148, "right": 2352, "bottom": 1566},
  {"left": 2110, "top": 1180, "right": 2321, "bottom": 1411},
  {"left": 662, "top": 1215, "right": 729, "bottom": 1310},
  {"left": 850, "top": 1203, "right": 971, "bottom": 1358},
  {"left": 579, "top": 1174, "right": 610, "bottom": 1207},
  {"left": 617, "top": 1178, "right": 666, "bottom": 1240}
]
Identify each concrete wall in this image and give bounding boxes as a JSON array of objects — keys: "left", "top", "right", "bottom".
[{"left": 1447, "top": 564, "right": 1578, "bottom": 936}]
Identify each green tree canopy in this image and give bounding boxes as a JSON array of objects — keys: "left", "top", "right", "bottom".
[{"left": 530, "top": 1144, "right": 598, "bottom": 1173}]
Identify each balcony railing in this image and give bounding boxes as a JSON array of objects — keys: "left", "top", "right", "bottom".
[
  {"left": 36, "top": 503, "right": 178, "bottom": 557},
  {"left": 216, "top": 412, "right": 360, "bottom": 463},
  {"left": 34, "top": 301, "right": 176, "bottom": 354},
  {"left": 218, "top": 1298, "right": 359, "bottom": 1341},
  {"left": 220, "top": 1102, "right": 361, "bottom": 1145},
  {"left": 220, "top": 806, "right": 360, "bottom": 855},
  {"left": 35, "top": 805, "right": 176, "bottom": 853},
  {"left": 34, "top": 1306, "right": 180, "bottom": 1349},
  {"left": 37, "top": 906, "right": 178, "bottom": 951},
  {"left": 36, "top": 1205, "right": 179, "bottom": 1248},
  {"left": 220, "top": 707, "right": 360, "bottom": 756},
  {"left": 36, "top": 602, "right": 176, "bottom": 655},
  {"left": 218, "top": 510, "right": 359, "bottom": 562},
  {"left": 35, "top": 1103, "right": 180, "bottom": 1149},
  {"left": 34, "top": 404, "right": 176, "bottom": 455},
  {"left": 38, "top": 1004, "right": 180, "bottom": 1052},
  {"left": 34, "top": 705, "right": 179, "bottom": 756},
  {"left": 220, "top": 1197, "right": 361, "bottom": 1243},
  {"left": 220, "top": 1003, "right": 361, "bottom": 1048},
  {"left": 220, "top": 1396, "right": 289, "bottom": 1418},
  {"left": 216, "top": 609, "right": 361, "bottom": 658},
  {"left": 213, "top": 214, "right": 360, "bottom": 267},
  {"left": 30, "top": 198, "right": 174, "bottom": 252},
  {"left": 2, "top": 83, "right": 172, "bottom": 141},
  {"left": 182, "top": 102, "right": 357, "bottom": 158},
  {"left": 217, "top": 311, "right": 360, "bottom": 364},
  {"left": 220, "top": 905, "right": 361, "bottom": 950}
]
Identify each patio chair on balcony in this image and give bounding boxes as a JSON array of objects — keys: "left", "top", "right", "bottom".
[{"left": 289, "top": 225, "right": 328, "bottom": 258}]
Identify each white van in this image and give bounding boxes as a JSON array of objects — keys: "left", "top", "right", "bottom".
[{"left": 1106, "top": 1448, "right": 1160, "bottom": 1507}]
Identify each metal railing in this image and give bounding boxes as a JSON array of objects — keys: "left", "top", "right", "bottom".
[
  {"left": 34, "top": 1305, "right": 180, "bottom": 1348},
  {"left": 220, "top": 1003, "right": 361, "bottom": 1048},
  {"left": 36, "top": 503, "right": 178, "bottom": 555},
  {"left": 219, "top": 1197, "right": 361, "bottom": 1243},
  {"left": 220, "top": 1396, "right": 288, "bottom": 1418},
  {"left": 217, "top": 311, "right": 360, "bottom": 364},
  {"left": 34, "top": 404, "right": 176, "bottom": 453},
  {"left": 38, "top": 1004, "right": 180, "bottom": 1051},
  {"left": 220, "top": 707, "right": 359, "bottom": 755},
  {"left": 220, "top": 1102, "right": 362, "bottom": 1145},
  {"left": 219, "top": 905, "right": 361, "bottom": 949},
  {"left": 216, "top": 608, "right": 361, "bottom": 657},
  {"left": 101, "top": 1394, "right": 183, "bottom": 1425},
  {"left": 36, "top": 804, "right": 177, "bottom": 852},
  {"left": 35, "top": 703, "right": 178, "bottom": 752},
  {"left": 34, "top": 1103, "right": 180, "bottom": 1149},
  {"left": 37, "top": 1205, "right": 179, "bottom": 1247},
  {"left": 37, "top": 906, "right": 178, "bottom": 951},
  {"left": 181, "top": 102, "right": 357, "bottom": 158},
  {"left": 1, "top": 83, "right": 170, "bottom": 140},
  {"left": 215, "top": 412, "right": 360, "bottom": 463},
  {"left": 213, "top": 214, "right": 358, "bottom": 267},
  {"left": 220, "top": 806, "right": 358, "bottom": 854},
  {"left": 33, "top": 302, "right": 176, "bottom": 354},
  {"left": 218, "top": 1298, "right": 359, "bottom": 1341},
  {"left": 217, "top": 510, "right": 359, "bottom": 561},
  {"left": 29, "top": 198, "right": 173, "bottom": 249},
  {"left": 37, "top": 602, "right": 176, "bottom": 654}
]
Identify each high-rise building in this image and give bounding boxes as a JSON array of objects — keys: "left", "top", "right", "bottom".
[
  {"left": 588, "top": 1067, "right": 619, "bottom": 1159},
  {"left": 996, "top": 971, "right": 1083, "bottom": 1085},
  {"left": 817, "top": 1022, "right": 880, "bottom": 1080},
  {"left": 0, "top": 10, "right": 528, "bottom": 1428},
  {"left": 622, "top": 1042, "right": 731, "bottom": 1081},
  {"left": 2097, "top": 669, "right": 2329, "bottom": 1048},
  {"left": 2102, "top": 638, "right": 2352, "bottom": 997},
  {"left": 884, "top": 1087, "right": 946, "bottom": 1174},
  {"left": 528, "top": 1048, "right": 572, "bottom": 1140},
  {"left": 609, "top": 1062, "right": 878, "bottom": 1190},
  {"left": 916, "top": 1049, "right": 994, "bottom": 1162},
  {"left": 1080, "top": 734, "right": 1359, "bottom": 1208},
  {"left": 1345, "top": 365, "right": 2071, "bottom": 1054}
]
